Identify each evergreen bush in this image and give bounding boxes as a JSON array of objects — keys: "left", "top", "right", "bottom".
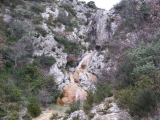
[{"left": 27, "top": 102, "right": 41, "bottom": 118}]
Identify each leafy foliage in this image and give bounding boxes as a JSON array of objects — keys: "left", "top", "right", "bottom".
[
  {"left": 54, "top": 36, "right": 84, "bottom": 55},
  {"left": 83, "top": 83, "right": 113, "bottom": 113},
  {"left": 62, "top": 4, "right": 77, "bottom": 16},
  {"left": 116, "top": 39, "right": 160, "bottom": 117},
  {"left": 95, "top": 83, "right": 113, "bottom": 103},
  {"left": 27, "top": 102, "right": 41, "bottom": 118},
  {"left": 65, "top": 101, "right": 81, "bottom": 115},
  {"left": 3, "top": 84, "right": 22, "bottom": 102},
  {"left": 35, "top": 26, "right": 48, "bottom": 37},
  {"left": 117, "top": 40, "right": 160, "bottom": 86},
  {"left": 55, "top": 9, "right": 79, "bottom": 31},
  {"left": 87, "top": 1, "right": 96, "bottom": 9},
  {"left": 34, "top": 55, "right": 56, "bottom": 69},
  {"left": 0, "top": 103, "right": 7, "bottom": 117},
  {"left": 7, "top": 111, "right": 19, "bottom": 120},
  {"left": 30, "top": 4, "right": 45, "bottom": 14}
]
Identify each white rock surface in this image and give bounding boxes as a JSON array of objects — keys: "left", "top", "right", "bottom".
[
  {"left": 86, "top": 51, "right": 105, "bottom": 76},
  {"left": 68, "top": 110, "right": 87, "bottom": 120}
]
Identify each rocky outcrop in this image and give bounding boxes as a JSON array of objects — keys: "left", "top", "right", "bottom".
[
  {"left": 67, "top": 110, "right": 87, "bottom": 120},
  {"left": 88, "top": 9, "right": 121, "bottom": 46},
  {"left": 57, "top": 83, "right": 87, "bottom": 105}
]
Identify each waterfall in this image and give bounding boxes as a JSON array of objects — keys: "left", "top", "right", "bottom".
[
  {"left": 75, "top": 88, "right": 85, "bottom": 103},
  {"left": 77, "top": 52, "right": 94, "bottom": 69}
]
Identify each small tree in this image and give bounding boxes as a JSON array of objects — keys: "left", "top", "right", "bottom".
[{"left": 87, "top": 1, "right": 96, "bottom": 9}]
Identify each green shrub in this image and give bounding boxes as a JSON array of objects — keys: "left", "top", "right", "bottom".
[
  {"left": 65, "top": 101, "right": 80, "bottom": 115},
  {"left": 35, "top": 26, "right": 47, "bottom": 37},
  {"left": 32, "top": 15, "right": 43, "bottom": 24},
  {"left": 3, "top": 84, "right": 22, "bottom": 102},
  {"left": 95, "top": 83, "right": 113, "bottom": 103},
  {"left": 56, "top": 10, "right": 78, "bottom": 29},
  {"left": 117, "top": 88, "right": 135, "bottom": 108},
  {"left": 83, "top": 91, "right": 94, "bottom": 113},
  {"left": 50, "top": 113, "right": 58, "bottom": 120},
  {"left": 7, "top": 111, "right": 19, "bottom": 120},
  {"left": 114, "top": 0, "right": 151, "bottom": 32},
  {"left": 114, "top": 0, "right": 126, "bottom": 11},
  {"left": 7, "top": 103, "right": 21, "bottom": 112},
  {"left": 34, "top": 55, "right": 56, "bottom": 69},
  {"left": 27, "top": 102, "right": 41, "bottom": 118},
  {"left": 30, "top": 4, "right": 45, "bottom": 14},
  {"left": 2, "top": 0, "right": 24, "bottom": 8},
  {"left": 23, "top": 11, "right": 34, "bottom": 19},
  {"left": 117, "top": 40, "right": 160, "bottom": 87},
  {"left": 45, "top": 13, "right": 54, "bottom": 26},
  {"left": 22, "top": 113, "right": 32, "bottom": 120},
  {"left": 0, "top": 103, "right": 7, "bottom": 117},
  {"left": 87, "top": 1, "right": 96, "bottom": 9},
  {"left": 6, "top": 20, "right": 26, "bottom": 44},
  {"left": 130, "top": 88, "right": 158, "bottom": 117},
  {"left": 62, "top": 4, "right": 77, "bottom": 16},
  {"left": 54, "top": 36, "right": 82, "bottom": 55},
  {"left": 16, "top": 64, "right": 45, "bottom": 94},
  {"left": 43, "top": 76, "right": 60, "bottom": 103},
  {"left": 117, "top": 84, "right": 158, "bottom": 117}
]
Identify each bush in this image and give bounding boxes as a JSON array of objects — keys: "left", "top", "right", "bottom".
[
  {"left": 27, "top": 102, "right": 41, "bottom": 118},
  {"left": 16, "top": 64, "right": 45, "bottom": 94},
  {"left": 117, "top": 83, "right": 158, "bottom": 117},
  {"left": 35, "top": 27, "right": 47, "bottom": 37},
  {"left": 22, "top": 113, "right": 32, "bottom": 120},
  {"left": 95, "top": 83, "right": 113, "bottom": 103},
  {"left": 50, "top": 113, "right": 58, "bottom": 120},
  {"left": 114, "top": 0, "right": 151, "bottom": 32},
  {"left": 32, "top": 15, "right": 43, "bottom": 24},
  {"left": 54, "top": 36, "right": 82, "bottom": 55},
  {"left": 7, "top": 111, "right": 19, "bottom": 120},
  {"left": 56, "top": 10, "right": 78, "bottom": 30},
  {"left": 87, "top": 1, "right": 96, "bottom": 9},
  {"left": 130, "top": 88, "right": 158, "bottom": 117},
  {"left": 65, "top": 101, "right": 80, "bottom": 115},
  {"left": 2, "top": 0, "right": 24, "bottom": 8},
  {"left": 117, "top": 40, "right": 160, "bottom": 87},
  {"left": 7, "top": 103, "right": 21, "bottom": 112},
  {"left": 3, "top": 84, "right": 22, "bottom": 102},
  {"left": 83, "top": 91, "right": 94, "bottom": 113},
  {"left": 6, "top": 20, "right": 26, "bottom": 44},
  {"left": 62, "top": 4, "right": 77, "bottom": 16},
  {"left": 23, "top": 11, "right": 34, "bottom": 19},
  {"left": 34, "top": 55, "right": 56, "bottom": 69},
  {"left": 43, "top": 76, "right": 60, "bottom": 103},
  {"left": 30, "top": 4, "right": 45, "bottom": 14},
  {"left": 0, "top": 103, "right": 7, "bottom": 117}
]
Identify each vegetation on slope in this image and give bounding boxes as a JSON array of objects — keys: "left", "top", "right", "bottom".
[{"left": 116, "top": 39, "right": 160, "bottom": 118}]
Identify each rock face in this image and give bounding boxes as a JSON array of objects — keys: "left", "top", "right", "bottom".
[
  {"left": 67, "top": 110, "right": 87, "bottom": 120},
  {"left": 57, "top": 83, "right": 87, "bottom": 105},
  {"left": 90, "top": 97, "right": 132, "bottom": 120},
  {"left": 58, "top": 52, "right": 98, "bottom": 105},
  {"left": 88, "top": 9, "right": 121, "bottom": 46}
]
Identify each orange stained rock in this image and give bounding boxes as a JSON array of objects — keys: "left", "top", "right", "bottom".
[
  {"left": 73, "top": 69, "right": 97, "bottom": 83},
  {"left": 86, "top": 72, "right": 97, "bottom": 83},
  {"left": 69, "top": 72, "right": 75, "bottom": 83},
  {"left": 57, "top": 83, "right": 87, "bottom": 105}
]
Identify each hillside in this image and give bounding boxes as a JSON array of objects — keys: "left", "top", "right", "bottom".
[{"left": 0, "top": 0, "right": 160, "bottom": 120}]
